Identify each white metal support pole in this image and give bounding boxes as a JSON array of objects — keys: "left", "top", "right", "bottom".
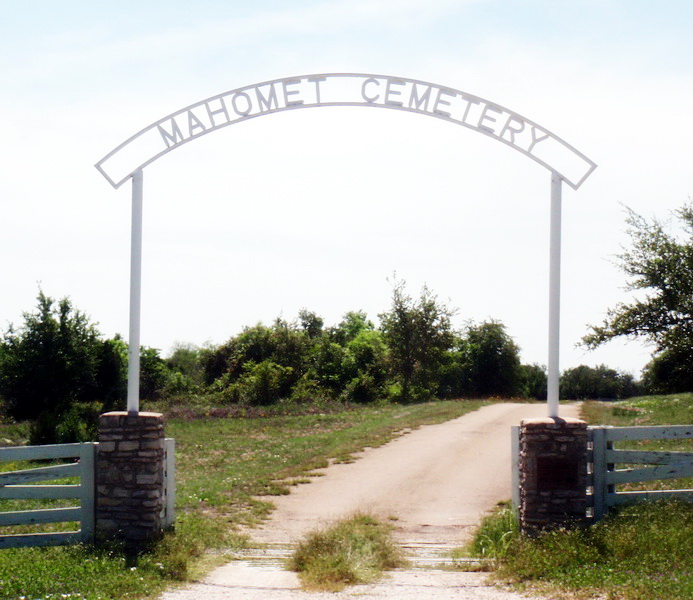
[
  {"left": 547, "top": 172, "right": 562, "bottom": 418},
  {"left": 127, "top": 170, "right": 144, "bottom": 415}
]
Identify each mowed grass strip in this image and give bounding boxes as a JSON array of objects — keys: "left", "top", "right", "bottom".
[
  {"left": 0, "top": 399, "right": 486, "bottom": 600},
  {"left": 288, "top": 513, "right": 408, "bottom": 591}
]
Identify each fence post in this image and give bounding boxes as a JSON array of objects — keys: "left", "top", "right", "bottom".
[
  {"left": 591, "top": 427, "right": 606, "bottom": 521},
  {"left": 162, "top": 438, "right": 176, "bottom": 529},
  {"left": 511, "top": 426, "right": 520, "bottom": 517},
  {"left": 80, "top": 442, "right": 97, "bottom": 543},
  {"left": 606, "top": 436, "right": 616, "bottom": 505}
]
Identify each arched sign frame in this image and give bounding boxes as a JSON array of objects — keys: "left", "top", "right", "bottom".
[{"left": 95, "top": 73, "right": 597, "bottom": 417}]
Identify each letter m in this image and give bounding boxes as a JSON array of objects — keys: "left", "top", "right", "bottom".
[
  {"left": 409, "top": 85, "right": 432, "bottom": 111},
  {"left": 157, "top": 118, "right": 185, "bottom": 148},
  {"left": 256, "top": 84, "right": 279, "bottom": 112}
]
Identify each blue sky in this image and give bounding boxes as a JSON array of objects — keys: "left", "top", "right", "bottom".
[{"left": 1, "top": 1, "right": 691, "bottom": 379}]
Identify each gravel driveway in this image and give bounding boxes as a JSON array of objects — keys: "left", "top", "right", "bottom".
[{"left": 159, "top": 402, "right": 579, "bottom": 600}]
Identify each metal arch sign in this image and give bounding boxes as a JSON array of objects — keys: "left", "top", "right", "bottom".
[
  {"left": 95, "top": 73, "right": 597, "bottom": 418},
  {"left": 95, "top": 73, "right": 596, "bottom": 190}
]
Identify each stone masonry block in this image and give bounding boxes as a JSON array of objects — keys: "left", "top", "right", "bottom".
[
  {"left": 96, "top": 411, "right": 166, "bottom": 549},
  {"left": 519, "top": 417, "right": 588, "bottom": 536}
]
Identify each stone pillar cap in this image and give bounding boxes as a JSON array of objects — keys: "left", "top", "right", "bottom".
[
  {"left": 521, "top": 416, "right": 587, "bottom": 427},
  {"left": 100, "top": 411, "right": 164, "bottom": 418}
]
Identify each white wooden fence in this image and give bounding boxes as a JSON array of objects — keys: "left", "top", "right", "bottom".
[
  {"left": 0, "top": 439, "right": 176, "bottom": 549},
  {"left": 590, "top": 425, "right": 693, "bottom": 520},
  {"left": 0, "top": 443, "right": 96, "bottom": 549},
  {"left": 511, "top": 424, "right": 693, "bottom": 521}
]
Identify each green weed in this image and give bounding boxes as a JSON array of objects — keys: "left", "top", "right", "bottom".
[
  {"left": 495, "top": 501, "right": 693, "bottom": 600},
  {"left": 288, "top": 513, "right": 408, "bottom": 591},
  {"left": 468, "top": 503, "right": 519, "bottom": 560}
]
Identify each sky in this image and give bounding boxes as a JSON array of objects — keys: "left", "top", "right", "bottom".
[{"left": 1, "top": 0, "right": 691, "bottom": 378}]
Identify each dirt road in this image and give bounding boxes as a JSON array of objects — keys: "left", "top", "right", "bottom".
[{"left": 160, "top": 402, "right": 580, "bottom": 600}]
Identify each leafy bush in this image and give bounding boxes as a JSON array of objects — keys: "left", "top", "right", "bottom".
[
  {"left": 165, "top": 342, "right": 205, "bottom": 394},
  {"left": 288, "top": 373, "right": 329, "bottom": 404},
  {"left": 344, "top": 372, "right": 380, "bottom": 404},
  {"left": 226, "top": 360, "right": 293, "bottom": 406},
  {"left": 560, "top": 364, "right": 640, "bottom": 400},
  {"left": 642, "top": 346, "right": 693, "bottom": 394},
  {"left": 139, "top": 346, "right": 172, "bottom": 401},
  {"left": 29, "top": 402, "right": 102, "bottom": 445}
]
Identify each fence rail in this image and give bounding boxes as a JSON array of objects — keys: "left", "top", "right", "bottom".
[
  {"left": 512, "top": 424, "right": 693, "bottom": 522},
  {"left": 0, "top": 443, "right": 96, "bottom": 549},
  {"left": 590, "top": 425, "right": 693, "bottom": 520},
  {"left": 1, "top": 438, "right": 175, "bottom": 549}
]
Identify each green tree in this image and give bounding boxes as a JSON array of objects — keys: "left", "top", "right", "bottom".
[
  {"left": 583, "top": 201, "right": 693, "bottom": 392},
  {"left": 641, "top": 349, "right": 690, "bottom": 394},
  {"left": 560, "top": 364, "right": 639, "bottom": 400},
  {"left": 298, "top": 309, "right": 324, "bottom": 339},
  {"left": 456, "top": 321, "right": 523, "bottom": 397},
  {"left": 95, "top": 335, "right": 128, "bottom": 411},
  {"left": 139, "top": 346, "right": 171, "bottom": 401},
  {"left": 165, "top": 342, "right": 205, "bottom": 394},
  {"left": 341, "top": 329, "right": 388, "bottom": 403},
  {"left": 329, "top": 311, "right": 374, "bottom": 345},
  {"left": 0, "top": 291, "right": 102, "bottom": 421},
  {"left": 379, "top": 279, "right": 455, "bottom": 402},
  {"left": 519, "top": 363, "right": 548, "bottom": 400},
  {"left": 201, "top": 317, "right": 313, "bottom": 403}
]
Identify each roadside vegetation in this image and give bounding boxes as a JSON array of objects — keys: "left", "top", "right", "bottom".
[
  {"left": 0, "top": 399, "right": 485, "bottom": 599},
  {"left": 465, "top": 392, "right": 693, "bottom": 600},
  {"left": 0, "top": 277, "right": 646, "bottom": 447},
  {"left": 288, "top": 513, "right": 407, "bottom": 591}
]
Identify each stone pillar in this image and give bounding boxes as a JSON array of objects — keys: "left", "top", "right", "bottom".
[
  {"left": 519, "top": 417, "right": 588, "bottom": 535},
  {"left": 96, "top": 411, "right": 165, "bottom": 548}
]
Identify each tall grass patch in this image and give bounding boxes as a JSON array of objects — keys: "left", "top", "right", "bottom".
[
  {"left": 288, "top": 514, "right": 408, "bottom": 591},
  {"left": 494, "top": 501, "right": 693, "bottom": 600},
  {"left": 468, "top": 502, "right": 519, "bottom": 560}
]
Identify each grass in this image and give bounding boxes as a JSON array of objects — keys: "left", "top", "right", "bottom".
[
  {"left": 0, "top": 398, "right": 487, "bottom": 599},
  {"left": 466, "top": 501, "right": 518, "bottom": 560},
  {"left": 480, "top": 500, "right": 693, "bottom": 600},
  {"left": 288, "top": 513, "right": 408, "bottom": 591},
  {"left": 464, "top": 392, "right": 693, "bottom": 600}
]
